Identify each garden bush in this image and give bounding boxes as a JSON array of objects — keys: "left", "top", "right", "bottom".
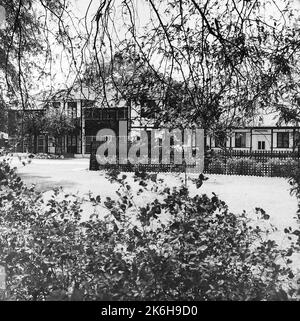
[
  {"left": 266, "top": 158, "right": 298, "bottom": 178},
  {"left": 226, "top": 158, "right": 256, "bottom": 175},
  {"left": 206, "top": 158, "right": 225, "bottom": 174},
  {"left": 0, "top": 160, "right": 297, "bottom": 300},
  {"left": 207, "top": 156, "right": 298, "bottom": 177},
  {"left": 226, "top": 158, "right": 266, "bottom": 176}
]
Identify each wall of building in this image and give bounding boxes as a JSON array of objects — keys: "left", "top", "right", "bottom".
[
  {"left": 207, "top": 128, "right": 300, "bottom": 152},
  {"left": 251, "top": 129, "right": 271, "bottom": 150}
]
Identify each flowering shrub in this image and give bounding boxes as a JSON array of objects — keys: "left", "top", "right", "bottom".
[{"left": 0, "top": 161, "right": 296, "bottom": 300}]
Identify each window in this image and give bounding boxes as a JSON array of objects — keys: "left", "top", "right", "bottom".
[
  {"left": 85, "top": 136, "right": 96, "bottom": 154},
  {"left": 84, "top": 108, "right": 93, "bottom": 119},
  {"left": 117, "top": 108, "right": 128, "bottom": 120},
  {"left": 84, "top": 108, "right": 102, "bottom": 120},
  {"left": 235, "top": 132, "right": 246, "bottom": 148},
  {"left": 258, "top": 141, "right": 265, "bottom": 150},
  {"left": 277, "top": 132, "right": 289, "bottom": 148},
  {"left": 92, "top": 109, "right": 101, "bottom": 120},
  {"left": 52, "top": 102, "right": 61, "bottom": 109},
  {"left": 102, "top": 109, "right": 115, "bottom": 120},
  {"left": 215, "top": 136, "right": 226, "bottom": 148},
  {"left": 67, "top": 135, "right": 77, "bottom": 153},
  {"left": 37, "top": 135, "right": 45, "bottom": 153},
  {"left": 67, "top": 102, "right": 77, "bottom": 118}
]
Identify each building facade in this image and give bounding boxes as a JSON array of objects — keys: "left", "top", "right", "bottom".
[
  {"left": 7, "top": 87, "right": 300, "bottom": 155},
  {"left": 8, "top": 91, "right": 131, "bottom": 155},
  {"left": 207, "top": 127, "right": 300, "bottom": 152}
]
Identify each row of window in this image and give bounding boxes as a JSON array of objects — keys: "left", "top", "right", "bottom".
[
  {"left": 52, "top": 100, "right": 155, "bottom": 120},
  {"left": 84, "top": 108, "right": 128, "bottom": 120},
  {"left": 216, "top": 132, "right": 292, "bottom": 148},
  {"left": 53, "top": 99, "right": 157, "bottom": 119},
  {"left": 67, "top": 102, "right": 77, "bottom": 118},
  {"left": 49, "top": 101, "right": 77, "bottom": 118},
  {"left": 49, "top": 101, "right": 129, "bottom": 121}
]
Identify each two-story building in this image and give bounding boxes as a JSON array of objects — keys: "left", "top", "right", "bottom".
[
  {"left": 8, "top": 86, "right": 131, "bottom": 155},
  {"left": 7, "top": 85, "right": 300, "bottom": 156}
]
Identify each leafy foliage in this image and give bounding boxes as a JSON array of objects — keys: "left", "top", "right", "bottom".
[
  {"left": 206, "top": 156, "right": 298, "bottom": 177},
  {"left": 13, "top": 107, "right": 77, "bottom": 153},
  {"left": 0, "top": 0, "right": 79, "bottom": 110},
  {"left": 0, "top": 160, "right": 296, "bottom": 300},
  {"left": 42, "top": 108, "right": 77, "bottom": 138}
]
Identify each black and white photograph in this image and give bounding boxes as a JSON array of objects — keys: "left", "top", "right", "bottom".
[{"left": 1, "top": 0, "right": 300, "bottom": 308}]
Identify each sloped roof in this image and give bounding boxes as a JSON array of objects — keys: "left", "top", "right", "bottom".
[{"left": 39, "top": 85, "right": 99, "bottom": 102}]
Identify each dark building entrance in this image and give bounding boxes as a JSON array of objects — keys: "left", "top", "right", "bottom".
[{"left": 84, "top": 107, "right": 129, "bottom": 154}]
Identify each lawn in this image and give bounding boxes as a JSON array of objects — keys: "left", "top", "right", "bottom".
[{"left": 13, "top": 157, "right": 298, "bottom": 229}]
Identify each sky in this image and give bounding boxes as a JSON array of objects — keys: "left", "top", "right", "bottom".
[
  {"left": 30, "top": 0, "right": 300, "bottom": 97},
  {"left": 0, "top": 5, "right": 5, "bottom": 29},
  {"left": 38, "top": 0, "right": 152, "bottom": 93}
]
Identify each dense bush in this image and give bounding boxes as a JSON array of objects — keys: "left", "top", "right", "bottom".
[
  {"left": 206, "top": 158, "right": 225, "bottom": 174},
  {"left": 266, "top": 159, "right": 298, "bottom": 178},
  {"left": 207, "top": 157, "right": 263, "bottom": 176},
  {"left": 226, "top": 158, "right": 262, "bottom": 176},
  {"left": 206, "top": 156, "right": 298, "bottom": 177},
  {"left": 0, "top": 161, "right": 296, "bottom": 300}
]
